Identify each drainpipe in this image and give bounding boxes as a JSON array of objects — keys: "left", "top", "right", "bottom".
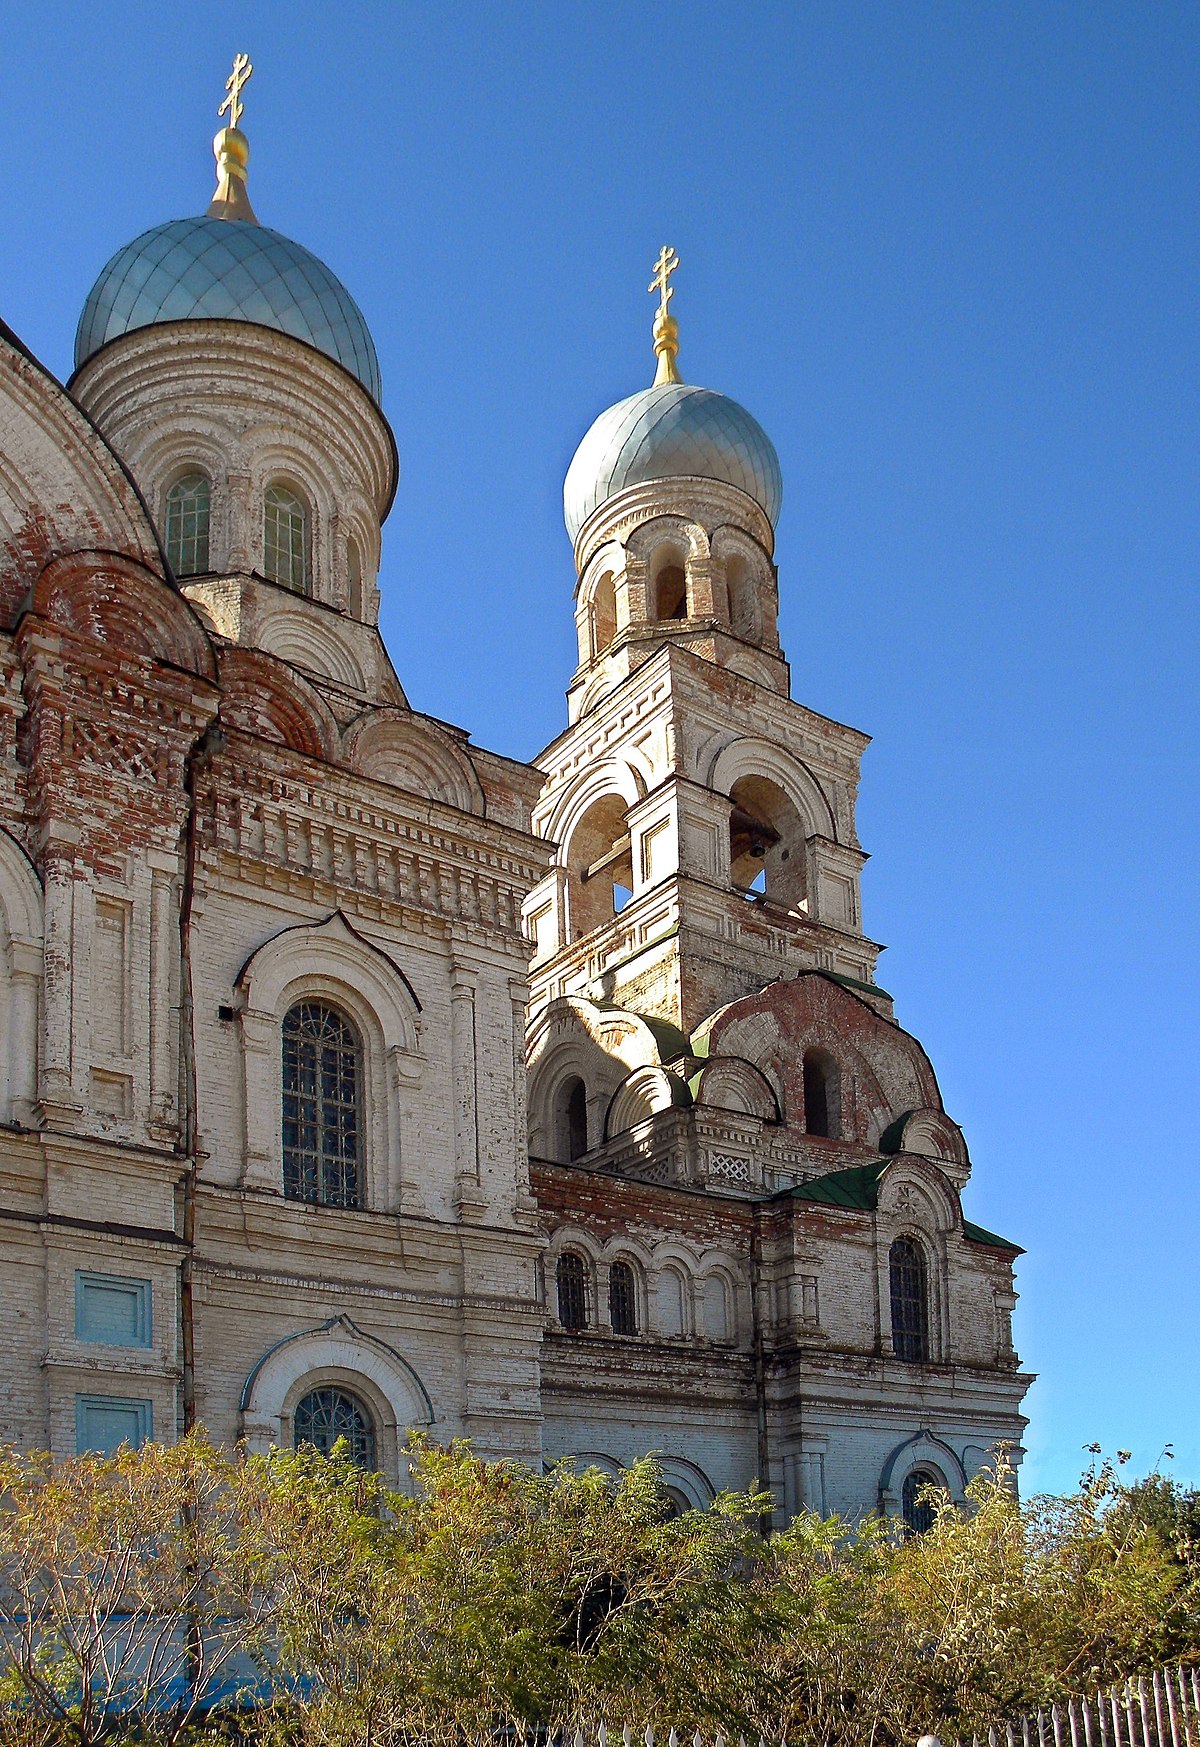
[
  {"left": 749, "top": 1201, "right": 771, "bottom": 1533},
  {"left": 177, "top": 725, "right": 222, "bottom": 1432}
]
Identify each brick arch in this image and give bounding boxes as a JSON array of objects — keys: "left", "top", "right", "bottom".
[
  {"left": 343, "top": 708, "right": 485, "bottom": 815},
  {"left": 0, "top": 321, "right": 164, "bottom": 623},
  {"left": 33, "top": 550, "right": 217, "bottom": 681},
  {"left": 217, "top": 645, "right": 337, "bottom": 761}
]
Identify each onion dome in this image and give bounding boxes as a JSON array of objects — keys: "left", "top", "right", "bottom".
[
  {"left": 73, "top": 65, "right": 381, "bottom": 406},
  {"left": 563, "top": 247, "right": 782, "bottom": 544}
]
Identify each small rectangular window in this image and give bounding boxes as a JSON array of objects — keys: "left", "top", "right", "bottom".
[
  {"left": 75, "top": 1395, "right": 152, "bottom": 1456},
  {"left": 75, "top": 1273, "right": 151, "bottom": 1348}
]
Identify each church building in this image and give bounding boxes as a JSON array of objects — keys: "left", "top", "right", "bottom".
[{"left": 0, "top": 65, "right": 1031, "bottom": 1526}]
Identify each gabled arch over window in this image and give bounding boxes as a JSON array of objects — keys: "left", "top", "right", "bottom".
[
  {"left": 293, "top": 1385, "right": 376, "bottom": 1469},
  {"left": 901, "top": 1465, "right": 945, "bottom": 1534},
  {"left": 889, "top": 1237, "right": 930, "bottom": 1363},
  {"left": 263, "top": 482, "right": 310, "bottom": 593},
  {"left": 555, "top": 1075, "right": 589, "bottom": 1162},
  {"left": 802, "top": 1048, "right": 840, "bottom": 1139},
  {"left": 282, "top": 1001, "right": 362, "bottom": 1208},
  {"left": 164, "top": 472, "right": 211, "bottom": 577},
  {"left": 608, "top": 1260, "right": 638, "bottom": 1336},
  {"left": 556, "top": 1250, "right": 589, "bottom": 1330}
]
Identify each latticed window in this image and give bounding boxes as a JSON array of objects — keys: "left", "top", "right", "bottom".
[
  {"left": 556, "top": 1250, "right": 588, "bottom": 1330},
  {"left": 901, "top": 1468, "right": 941, "bottom": 1535},
  {"left": 282, "top": 1002, "right": 362, "bottom": 1208},
  {"left": 164, "top": 473, "right": 210, "bottom": 577},
  {"left": 293, "top": 1386, "right": 375, "bottom": 1469},
  {"left": 263, "top": 482, "right": 309, "bottom": 592},
  {"left": 609, "top": 1260, "right": 638, "bottom": 1336},
  {"left": 890, "top": 1236, "right": 930, "bottom": 1363}
]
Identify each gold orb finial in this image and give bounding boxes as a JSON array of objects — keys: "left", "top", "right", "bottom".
[
  {"left": 208, "top": 54, "right": 258, "bottom": 223},
  {"left": 648, "top": 245, "right": 682, "bottom": 385}
]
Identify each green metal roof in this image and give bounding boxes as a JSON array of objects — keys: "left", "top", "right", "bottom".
[{"left": 784, "top": 1158, "right": 1022, "bottom": 1252}]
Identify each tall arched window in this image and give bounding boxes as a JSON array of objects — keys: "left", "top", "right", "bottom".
[
  {"left": 556, "top": 1251, "right": 588, "bottom": 1330},
  {"left": 901, "top": 1467, "right": 943, "bottom": 1534},
  {"left": 263, "top": 482, "right": 310, "bottom": 593},
  {"left": 556, "top": 1076, "right": 588, "bottom": 1162},
  {"left": 890, "top": 1237, "right": 930, "bottom": 1363},
  {"left": 802, "top": 1048, "right": 839, "bottom": 1139},
  {"left": 164, "top": 472, "right": 211, "bottom": 577},
  {"left": 608, "top": 1260, "right": 638, "bottom": 1336},
  {"left": 293, "top": 1386, "right": 375, "bottom": 1469},
  {"left": 282, "top": 1002, "right": 362, "bottom": 1208}
]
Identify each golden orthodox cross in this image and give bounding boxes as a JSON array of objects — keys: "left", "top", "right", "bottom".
[
  {"left": 648, "top": 245, "right": 680, "bottom": 315},
  {"left": 218, "top": 53, "right": 254, "bottom": 130}
]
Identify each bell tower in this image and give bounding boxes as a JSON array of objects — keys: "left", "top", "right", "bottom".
[{"left": 525, "top": 254, "right": 884, "bottom": 1037}]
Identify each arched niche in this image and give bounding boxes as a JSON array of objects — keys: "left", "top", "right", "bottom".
[
  {"left": 258, "top": 607, "right": 368, "bottom": 692},
  {"left": 234, "top": 912, "right": 424, "bottom": 1212},
  {"left": 605, "top": 1064, "right": 690, "bottom": 1139},
  {"left": 692, "top": 1057, "right": 780, "bottom": 1122},
  {"left": 217, "top": 645, "right": 337, "bottom": 761},
  {"left": 342, "top": 708, "right": 485, "bottom": 816},
  {"left": 878, "top": 1107, "right": 970, "bottom": 1185}
]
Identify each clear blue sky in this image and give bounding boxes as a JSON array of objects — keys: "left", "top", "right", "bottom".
[{"left": 4, "top": 2, "right": 1197, "bottom": 1497}]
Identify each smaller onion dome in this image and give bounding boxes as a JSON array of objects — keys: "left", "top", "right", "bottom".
[
  {"left": 563, "top": 248, "right": 782, "bottom": 544},
  {"left": 73, "top": 71, "right": 381, "bottom": 406}
]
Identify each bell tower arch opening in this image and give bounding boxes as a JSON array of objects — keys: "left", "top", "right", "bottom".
[
  {"left": 567, "top": 793, "right": 634, "bottom": 939},
  {"left": 728, "top": 774, "right": 807, "bottom": 910}
]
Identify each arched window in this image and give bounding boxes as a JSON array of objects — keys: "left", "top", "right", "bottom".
[
  {"left": 164, "top": 472, "right": 211, "bottom": 577},
  {"left": 802, "top": 1048, "right": 839, "bottom": 1139},
  {"left": 293, "top": 1386, "right": 375, "bottom": 1469},
  {"left": 890, "top": 1237, "right": 930, "bottom": 1363},
  {"left": 263, "top": 482, "right": 310, "bottom": 593},
  {"left": 901, "top": 1467, "right": 944, "bottom": 1535},
  {"left": 556, "top": 1251, "right": 588, "bottom": 1330},
  {"left": 282, "top": 1002, "right": 362, "bottom": 1208},
  {"left": 555, "top": 1076, "right": 588, "bottom": 1163},
  {"left": 608, "top": 1260, "right": 637, "bottom": 1336}
]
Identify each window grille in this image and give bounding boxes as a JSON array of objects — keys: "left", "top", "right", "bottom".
[
  {"left": 263, "top": 482, "right": 309, "bottom": 592},
  {"left": 282, "top": 1002, "right": 362, "bottom": 1208},
  {"left": 556, "top": 1251, "right": 588, "bottom": 1330},
  {"left": 889, "top": 1236, "right": 930, "bottom": 1362},
  {"left": 901, "top": 1468, "right": 941, "bottom": 1534},
  {"left": 293, "top": 1386, "right": 375, "bottom": 1469},
  {"left": 164, "top": 473, "right": 210, "bottom": 577},
  {"left": 608, "top": 1259, "right": 638, "bottom": 1336}
]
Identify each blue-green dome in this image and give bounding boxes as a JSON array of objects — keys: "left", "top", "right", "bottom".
[
  {"left": 74, "top": 215, "right": 381, "bottom": 405},
  {"left": 564, "top": 381, "right": 782, "bottom": 543}
]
